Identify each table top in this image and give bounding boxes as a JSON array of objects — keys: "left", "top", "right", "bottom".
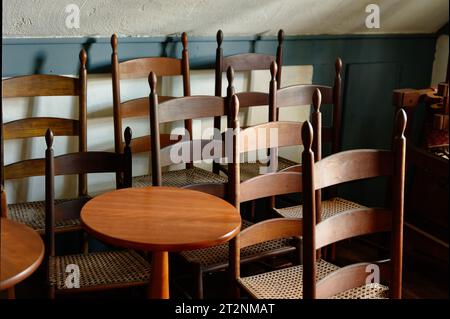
[
  {"left": 80, "top": 186, "right": 241, "bottom": 252},
  {"left": 0, "top": 218, "right": 44, "bottom": 290}
]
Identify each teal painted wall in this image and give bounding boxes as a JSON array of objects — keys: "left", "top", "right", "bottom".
[{"left": 2, "top": 34, "right": 437, "bottom": 205}]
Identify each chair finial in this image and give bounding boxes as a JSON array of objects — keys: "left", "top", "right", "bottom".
[
  {"left": 335, "top": 58, "right": 342, "bottom": 75},
  {"left": 217, "top": 30, "right": 223, "bottom": 47},
  {"left": 45, "top": 128, "right": 54, "bottom": 148},
  {"left": 111, "top": 34, "right": 118, "bottom": 52},
  {"left": 278, "top": 29, "right": 285, "bottom": 44},
  {"left": 313, "top": 88, "right": 322, "bottom": 112},
  {"left": 181, "top": 32, "right": 188, "bottom": 49},
  {"left": 227, "top": 66, "right": 234, "bottom": 86},
  {"left": 270, "top": 61, "right": 278, "bottom": 81},
  {"left": 395, "top": 108, "right": 407, "bottom": 138},
  {"left": 124, "top": 127, "right": 132, "bottom": 147},
  {"left": 149, "top": 72, "right": 157, "bottom": 91},
  {"left": 301, "top": 121, "right": 313, "bottom": 151},
  {"left": 79, "top": 49, "right": 87, "bottom": 67}
]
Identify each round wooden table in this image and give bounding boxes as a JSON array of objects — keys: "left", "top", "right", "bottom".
[
  {"left": 1, "top": 217, "right": 45, "bottom": 298},
  {"left": 80, "top": 186, "right": 241, "bottom": 299}
]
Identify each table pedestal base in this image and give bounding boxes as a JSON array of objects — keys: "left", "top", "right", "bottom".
[{"left": 149, "top": 251, "right": 169, "bottom": 299}]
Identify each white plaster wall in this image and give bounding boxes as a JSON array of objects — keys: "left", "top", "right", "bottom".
[
  {"left": 430, "top": 34, "right": 449, "bottom": 86},
  {"left": 3, "top": 65, "right": 313, "bottom": 204},
  {"left": 2, "top": 0, "right": 448, "bottom": 37}
]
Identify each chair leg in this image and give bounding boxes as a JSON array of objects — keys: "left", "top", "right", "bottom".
[
  {"left": 194, "top": 265, "right": 203, "bottom": 299},
  {"left": 329, "top": 243, "right": 336, "bottom": 262},
  {"left": 249, "top": 201, "right": 255, "bottom": 221},
  {"left": 82, "top": 232, "right": 89, "bottom": 255},
  {"left": 295, "top": 237, "right": 303, "bottom": 265},
  {"left": 269, "top": 196, "right": 276, "bottom": 211},
  {"left": 48, "top": 286, "right": 55, "bottom": 299},
  {"left": 7, "top": 287, "right": 15, "bottom": 299}
]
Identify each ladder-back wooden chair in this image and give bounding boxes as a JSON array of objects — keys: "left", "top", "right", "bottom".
[
  {"left": 1, "top": 50, "right": 88, "bottom": 235},
  {"left": 231, "top": 111, "right": 406, "bottom": 299},
  {"left": 271, "top": 60, "right": 366, "bottom": 224},
  {"left": 214, "top": 30, "right": 288, "bottom": 177},
  {"left": 44, "top": 128, "right": 151, "bottom": 298},
  {"left": 111, "top": 33, "right": 191, "bottom": 187},
  {"left": 219, "top": 65, "right": 299, "bottom": 179},
  {"left": 179, "top": 95, "right": 301, "bottom": 298},
  {"left": 148, "top": 72, "right": 228, "bottom": 187}
]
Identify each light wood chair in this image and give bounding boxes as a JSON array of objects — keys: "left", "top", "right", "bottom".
[
  {"left": 148, "top": 71, "right": 229, "bottom": 188},
  {"left": 1, "top": 49, "right": 87, "bottom": 235},
  {"left": 218, "top": 65, "right": 297, "bottom": 180},
  {"left": 231, "top": 110, "right": 407, "bottom": 299},
  {"left": 44, "top": 127, "right": 151, "bottom": 298},
  {"left": 214, "top": 30, "right": 287, "bottom": 177},
  {"left": 111, "top": 33, "right": 191, "bottom": 187},
  {"left": 179, "top": 95, "right": 302, "bottom": 298}
]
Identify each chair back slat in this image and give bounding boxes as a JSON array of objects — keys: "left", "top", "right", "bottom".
[
  {"left": 53, "top": 152, "right": 126, "bottom": 176},
  {"left": 119, "top": 57, "right": 182, "bottom": 79},
  {"left": 316, "top": 261, "right": 391, "bottom": 298},
  {"left": 2, "top": 75, "right": 79, "bottom": 97},
  {"left": 235, "top": 92, "right": 269, "bottom": 108},
  {"left": 313, "top": 150, "right": 394, "bottom": 190},
  {"left": 315, "top": 208, "right": 392, "bottom": 249},
  {"left": 125, "top": 133, "right": 181, "bottom": 154},
  {"left": 157, "top": 96, "right": 227, "bottom": 124},
  {"left": 4, "top": 118, "right": 79, "bottom": 139},
  {"left": 159, "top": 139, "right": 224, "bottom": 167},
  {"left": 276, "top": 85, "right": 334, "bottom": 107},
  {"left": 120, "top": 96, "right": 174, "bottom": 119},
  {"left": 4, "top": 159, "right": 45, "bottom": 180},
  {"left": 239, "top": 218, "right": 302, "bottom": 249},
  {"left": 239, "top": 121, "right": 303, "bottom": 153},
  {"left": 222, "top": 53, "right": 275, "bottom": 72},
  {"left": 240, "top": 172, "right": 302, "bottom": 203}
]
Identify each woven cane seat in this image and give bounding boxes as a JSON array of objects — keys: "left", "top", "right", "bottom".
[
  {"left": 238, "top": 259, "right": 338, "bottom": 298},
  {"left": 7, "top": 198, "right": 85, "bottom": 235},
  {"left": 180, "top": 220, "right": 294, "bottom": 268},
  {"left": 132, "top": 167, "right": 227, "bottom": 188},
  {"left": 221, "top": 156, "right": 297, "bottom": 181},
  {"left": 49, "top": 250, "right": 151, "bottom": 291},
  {"left": 275, "top": 197, "right": 366, "bottom": 220},
  {"left": 238, "top": 259, "right": 388, "bottom": 299},
  {"left": 330, "top": 283, "right": 389, "bottom": 299}
]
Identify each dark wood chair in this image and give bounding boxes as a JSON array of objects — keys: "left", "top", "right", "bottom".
[
  {"left": 231, "top": 110, "right": 407, "bottom": 299},
  {"left": 270, "top": 59, "right": 365, "bottom": 224},
  {"left": 0, "top": 50, "right": 88, "bottom": 235},
  {"left": 179, "top": 95, "right": 301, "bottom": 298},
  {"left": 214, "top": 30, "right": 287, "bottom": 178},
  {"left": 111, "top": 33, "right": 191, "bottom": 187},
  {"left": 44, "top": 127, "right": 151, "bottom": 298},
  {"left": 148, "top": 72, "right": 228, "bottom": 187}
]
